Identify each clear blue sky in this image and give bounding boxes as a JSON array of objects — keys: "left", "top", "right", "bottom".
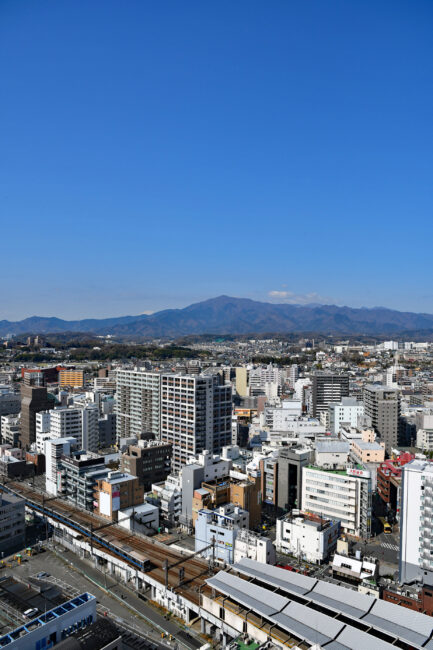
[{"left": 1, "top": 0, "right": 432, "bottom": 320}]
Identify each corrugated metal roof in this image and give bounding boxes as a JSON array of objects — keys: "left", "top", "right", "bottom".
[
  {"left": 316, "top": 441, "right": 350, "bottom": 453},
  {"left": 233, "top": 557, "right": 316, "bottom": 595},
  {"left": 206, "top": 571, "right": 288, "bottom": 617},
  {"left": 309, "top": 580, "right": 372, "bottom": 618},
  {"left": 326, "top": 627, "right": 397, "bottom": 650}
]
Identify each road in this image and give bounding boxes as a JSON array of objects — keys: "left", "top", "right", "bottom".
[{"left": 10, "top": 547, "right": 203, "bottom": 650}]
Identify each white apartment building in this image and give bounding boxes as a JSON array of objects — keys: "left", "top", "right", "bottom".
[
  {"left": 45, "top": 437, "right": 76, "bottom": 495},
  {"left": 399, "top": 459, "right": 433, "bottom": 584},
  {"left": 249, "top": 365, "right": 284, "bottom": 397},
  {"left": 276, "top": 510, "right": 340, "bottom": 564},
  {"left": 0, "top": 415, "right": 20, "bottom": 447},
  {"left": 36, "top": 411, "right": 51, "bottom": 435},
  {"left": 116, "top": 370, "right": 161, "bottom": 440},
  {"left": 161, "top": 374, "right": 232, "bottom": 472},
  {"left": 47, "top": 404, "right": 99, "bottom": 452},
  {"left": 328, "top": 398, "right": 365, "bottom": 435},
  {"left": 416, "top": 429, "right": 433, "bottom": 452},
  {"left": 263, "top": 400, "right": 303, "bottom": 430},
  {"left": 233, "top": 529, "right": 276, "bottom": 565},
  {"left": 302, "top": 465, "right": 372, "bottom": 538}
]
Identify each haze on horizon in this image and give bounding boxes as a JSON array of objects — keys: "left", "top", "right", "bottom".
[{"left": 1, "top": 1, "right": 432, "bottom": 321}]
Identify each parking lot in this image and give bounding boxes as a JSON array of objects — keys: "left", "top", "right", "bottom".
[{"left": 7, "top": 546, "right": 203, "bottom": 650}]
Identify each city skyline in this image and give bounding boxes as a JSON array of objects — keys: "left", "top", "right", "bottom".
[{"left": 1, "top": 1, "right": 432, "bottom": 319}]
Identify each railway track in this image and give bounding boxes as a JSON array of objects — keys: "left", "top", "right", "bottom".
[{"left": 0, "top": 480, "right": 211, "bottom": 604}]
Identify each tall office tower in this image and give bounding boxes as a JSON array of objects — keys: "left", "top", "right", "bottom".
[
  {"left": 399, "top": 459, "right": 433, "bottom": 585},
  {"left": 312, "top": 372, "right": 349, "bottom": 419},
  {"left": 363, "top": 385, "right": 400, "bottom": 453},
  {"left": 161, "top": 374, "right": 232, "bottom": 472},
  {"left": 20, "top": 385, "right": 55, "bottom": 449},
  {"left": 116, "top": 370, "right": 161, "bottom": 441}
]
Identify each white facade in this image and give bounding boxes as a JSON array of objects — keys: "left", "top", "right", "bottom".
[
  {"left": 117, "top": 502, "right": 159, "bottom": 534},
  {"left": 35, "top": 411, "right": 51, "bottom": 435},
  {"left": 416, "top": 429, "right": 433, "bottom": 451},
  {"left": 0, "top": 415, "right": 20, "bottom": 447},
  {"left": 249, "top": 365, "right": 284, "bottom": 397},
  {"left": 399, "top": 459, "right": 433, "bottom": 584},
  {"left": 45, "top": 437, "right": 76, "bottom": 495},
  {"left": 276, "top": 511, "right": 340, "bottom": 564},
  {"left": 328, "top": 398, "right": 365, "bottom": 435},
  {"left": 315, "top": 440, "right": 350, "bottom": 470},
  {"left": 302, "top": 466, "right": 372, "bottom": 538},
  {"left": 233, "top": 529, "right": 276, "bottom": 565},
  {"left": 195, "top": 504, "right": 249, "bottom": 564}
]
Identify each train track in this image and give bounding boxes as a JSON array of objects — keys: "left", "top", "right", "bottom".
[{"left": 1, "top": 480, "right": 211, "bottom": 604}]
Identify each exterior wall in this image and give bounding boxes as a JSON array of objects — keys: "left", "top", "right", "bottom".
[
  {"left": 276, "top": 514, "right": 340, "bottom": 563},
  {"left": 59, "top": 370, "right": 85, "bottom": 388},
  {"left": 312, "top": 373, "right": 349, "bottom": 419},
  {"left": 161, "top": 374, "right": 232, "bottom": 473},
  {"left": 116, "top": 370, "right": 161, "bottom": 440},
  {"left": 351, "top": 441, "right": 385, "bottom": 464},
  {"left": 94, "top": 472, "right": 144, "bottom": 520},
  {"left": 399, "top": 460, "right": 433, "bottom": 584},
  {"left": 302, "top": 467, "right": 372, "bottom": 538},
  {"left": 363, "top": 385, "right": 400, "bottom": 453},
  {"left": 0, "top": 493, "right": 25, "bottom": 552}
]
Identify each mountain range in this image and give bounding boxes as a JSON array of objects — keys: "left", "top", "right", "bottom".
[{"left": 2, "top": 296, "right": 433, "bottom": 338}]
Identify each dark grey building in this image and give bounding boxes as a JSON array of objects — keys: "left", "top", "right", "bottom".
[
  {"left": 59, "top": 452, "right": 107, "bottom": 511},
  {"left": 363, "top": 384, "right": 400, "bottom": 453},
  {"left": 277, "top": 446, "right": 312, "bottom": 514},
  {"left": 98, "top": 413, "right": 116, "bottom": 448},
  {"left": 312, "top": 372, "right": 349, "bottom": 419},
  {"left": 120, "top": 440, "right": 172, "bottom": 491},
  {"left": 0, "top": 492, "right": 25, "bottom": 552},
  {"left": 20, "top": 385, "right": 55, "bottom": 449}
]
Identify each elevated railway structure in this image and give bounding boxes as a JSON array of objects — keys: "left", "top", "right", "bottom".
[{"left": 0, "top": 480, "right": 212, "bottom": 623}]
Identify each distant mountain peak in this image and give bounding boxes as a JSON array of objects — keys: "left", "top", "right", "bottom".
[{"left": 1, "top": 296, "right": 433, "bottom": 337}]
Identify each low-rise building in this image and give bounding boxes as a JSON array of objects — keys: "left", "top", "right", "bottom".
[
  {"left": 195, "top": 504, "right": 249, "bottom": 564},
  {"left": 351, "top": 439, "right": 385, "bottom": 464},
  {"left": 331, "top": 553, "right": 377, "bottom": 584},
  {"left": 233, "top": 528, "right": 276, "bottom": 565},
  {"left": 94, "top": 470, "right": 143, "bottom": 521},
  {"left": 276, "top": 510, "right": 340, "bottom": 564}
]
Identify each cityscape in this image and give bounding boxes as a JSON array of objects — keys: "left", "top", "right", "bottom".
[{"left": 1, "top": 1, "right": 433, "bottom": 650}]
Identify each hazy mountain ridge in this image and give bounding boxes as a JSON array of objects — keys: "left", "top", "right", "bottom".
[{"left": 2, "top": 295, "right": 433, "bottom": 337}]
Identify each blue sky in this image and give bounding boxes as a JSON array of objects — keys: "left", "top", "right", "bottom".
[{"left": 1, "top": 0, "right": 432, "bottom": 320}]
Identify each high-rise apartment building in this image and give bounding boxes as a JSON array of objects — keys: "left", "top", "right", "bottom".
[
  {"left": 161, "top": 374, "right": 232, "bottom": 472},
  {"left": 20, "top": 385, "right": 55, "bottom": 449},
  {"left": 363, "top": 385, "right": 400, "bottom": 453},
  {"left": 312, "top": 372, "right": 349, "bottom": 419},
  {"left": 399, "top": 459, "right": 433, "bottom": 585},
  {"left": 116, "top": 370, "right": 161, "bottom": 441}
]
